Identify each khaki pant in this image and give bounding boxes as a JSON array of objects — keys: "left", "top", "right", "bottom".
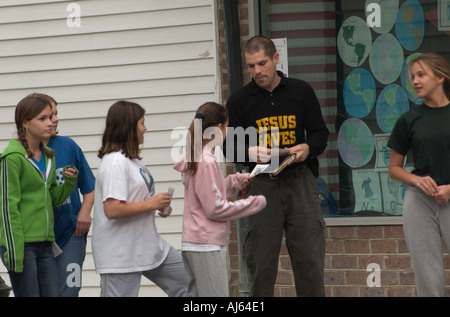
[{"left": 244, "top": 166, "right": 325, "bottom": 297}]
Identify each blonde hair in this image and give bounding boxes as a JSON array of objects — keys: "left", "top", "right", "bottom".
[{"left": 409, "top": 53, "right": 450, "bottom": 101}]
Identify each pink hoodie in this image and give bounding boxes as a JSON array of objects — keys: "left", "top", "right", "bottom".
[{"left": 173, "top": 147, "right": 266, "bottom": 246}]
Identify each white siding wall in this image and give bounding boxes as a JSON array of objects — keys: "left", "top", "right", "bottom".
[{"left": 0, "top": 0, "right": 219, "bottom": 297}]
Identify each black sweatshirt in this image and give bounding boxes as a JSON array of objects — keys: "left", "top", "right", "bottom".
[{"left": 224, "top": 71, "right": 329, "bottom": 177}]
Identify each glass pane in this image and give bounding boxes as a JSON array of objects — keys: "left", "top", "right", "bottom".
[{"left": 260, "top": 0, "right": 450, "bottom": 218}]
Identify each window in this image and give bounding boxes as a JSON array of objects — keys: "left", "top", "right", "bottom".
[{"left": 257, "top": 0, "right": 450, "bottom": 223}]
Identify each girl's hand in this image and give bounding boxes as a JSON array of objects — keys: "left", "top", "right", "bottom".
[
  {"left": 149, "top": 193, "right": 171, "bottom": 211},
  {"left": 158, "top": 207, "right": 172, "bottom": 218},
  {"left": 243, "top": 177, "right": 252, "bottom": 185},
  {"left": 434, "top": 185, "right": 450, "bottom": 205},
  {"left": 75, "top": 210, "right": 92, "bottom": 236},
  {"left": 63, "top": 165, "right": 78, "bottom": 177},
  {"left": 415, "top": 176, "right": 438, "bottom": 197}
]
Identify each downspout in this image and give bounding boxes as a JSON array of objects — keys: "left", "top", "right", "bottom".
[
  {"left": 223, "top": 0, "right": 243, "bottom": 93},
  {"left": 222, "top": 0, "right": 250, "bottom": 297}
]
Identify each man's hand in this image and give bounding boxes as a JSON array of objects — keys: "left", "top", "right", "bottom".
[
  {"left": 248, "top": 146, "right": 272, "bottom": 163},
  {"left": 286, "top": 143, "right": 310, "bottom": 163}
]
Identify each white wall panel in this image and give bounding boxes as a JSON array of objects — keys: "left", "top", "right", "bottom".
[{"left": 0, "top": 0, "right": 219, "bottom": 297}]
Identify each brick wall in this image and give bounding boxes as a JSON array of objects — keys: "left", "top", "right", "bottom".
[
  {"left": 229, "top": 221, "right": 450, "bottom": 297},
  {"left": 217, "top": 0, "right": 450, "bottom": 297},
  {"left": 324, "top": 225, "right": 416, "bottom": 297}
]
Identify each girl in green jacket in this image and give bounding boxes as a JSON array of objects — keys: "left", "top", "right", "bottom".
[{"left": 0, "top": 94, "right": 78, "bottom": 297}]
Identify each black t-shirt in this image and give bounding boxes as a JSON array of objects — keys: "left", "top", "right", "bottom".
[
  {"left": 388, "top": 103, "right": 450, "bottom": 185},
  {"left": 224, "top": 71, "right": 329, "bottom": 176}
]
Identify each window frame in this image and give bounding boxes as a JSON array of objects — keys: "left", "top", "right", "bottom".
[{"left": 249, "top": 0, "right": 447, "bottom": 225}]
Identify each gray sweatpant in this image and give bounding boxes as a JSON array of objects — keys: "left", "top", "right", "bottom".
[
  {"left": 100, "top": 246, "right": 187, "bottom": 297},
  {"left": 403, "top": 185, "right": 450, "bottom": 296},
  {"left": 182, "top": 250, "right": 229, "bottom": 297}
]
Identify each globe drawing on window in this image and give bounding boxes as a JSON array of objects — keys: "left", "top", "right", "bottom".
[
  {"left": 375, "top": 84, "right": 410, "bottom": 133},
  {"left": 343, "top": 68, "right": 376, "bottom": 119},
  {"left": 337, "top": 16, "right": 372, "bottom": 67},
  {"left": 336, "top": 0, "right": 439, "bottom": 216},
  {"left": 337, "top": 118, "right": 374, "bottom": 168},
  {"left": 395, "top": 0, "right": 425, "bottom": 51}
]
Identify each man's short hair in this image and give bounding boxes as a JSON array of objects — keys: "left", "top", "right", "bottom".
[{"left": 244, "top": 35, "right": 277, "bottom": 59}]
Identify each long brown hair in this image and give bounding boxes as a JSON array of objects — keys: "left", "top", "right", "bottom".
[
  {"left": 15, "top": 94, "right": 55, "bottom": 159},
  {"left": 409, "top": 53, "right": 450, "bottom": 101},
  {"left": 27, "top": 93, "right": 57, "bottom": 106},
  {"left": 183, "top": 102, "right": 228, "bottom": 175},
  {"left": 98, "top": 100, "right": 145, "bottom": 159},
  {"left": 27, "top": 93, "right": 58, "bottom": 135}
]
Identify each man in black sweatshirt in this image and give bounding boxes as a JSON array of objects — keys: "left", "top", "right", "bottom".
[{"left": 224, "top": 35, "right": 329, "bottom": 297}]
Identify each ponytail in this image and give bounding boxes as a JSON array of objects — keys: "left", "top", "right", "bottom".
[{"left": 183, "top": 102, "right": 228, "bottom": 175}]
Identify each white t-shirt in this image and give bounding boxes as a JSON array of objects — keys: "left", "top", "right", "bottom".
[{"left": 92, "top": 151, "right": 170, "bottom": 274}]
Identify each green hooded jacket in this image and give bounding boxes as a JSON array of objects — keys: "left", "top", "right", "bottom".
[{"left": 0, "top": 139, "right": 78, "bottom": 272}]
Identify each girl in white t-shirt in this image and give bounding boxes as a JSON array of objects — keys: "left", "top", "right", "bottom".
[{"left": 92, "top": 100, "right": 187, "bottom": 297}]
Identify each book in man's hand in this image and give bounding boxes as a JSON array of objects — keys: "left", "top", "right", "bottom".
[{"left": 270, "top": 153, "right": 297, "bottom": 177}]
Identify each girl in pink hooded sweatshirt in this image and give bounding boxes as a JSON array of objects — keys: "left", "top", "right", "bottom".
[{"left": 174, "top": 102, "right": 266, "bottom": 297}]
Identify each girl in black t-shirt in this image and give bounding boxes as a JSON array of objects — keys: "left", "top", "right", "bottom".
[{"left": 388, "top": 53, "right": 450, "bottom": 297}]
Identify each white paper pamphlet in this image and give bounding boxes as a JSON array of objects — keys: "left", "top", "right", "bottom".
[{"left": 249, "top": 164, "right": 270, "bottom": 177}]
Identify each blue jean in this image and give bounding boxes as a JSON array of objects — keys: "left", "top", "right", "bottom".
[
  {"left": 7, "top": 242, "right": 57, "bottom": 297},
  {"left": 55, "top": 233, "right": 87, "bottom": 297}
]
